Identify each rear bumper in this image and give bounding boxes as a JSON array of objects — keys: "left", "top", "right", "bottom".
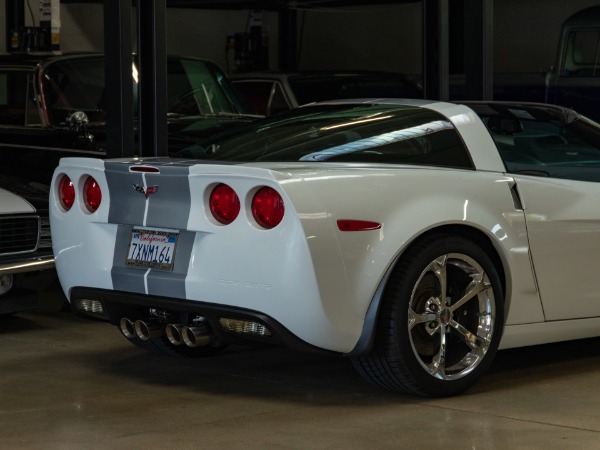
[{"left": 70, "top": 287, "right": 340, "bottom": 355}]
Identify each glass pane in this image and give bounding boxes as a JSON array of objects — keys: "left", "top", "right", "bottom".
[
  {"left": 0, "top": 71, "right": 28, "bottom": 126},
  {"left": 230, "top": 80, "right": 273, "bottom": 115},
  {"left": 269, "top": 83, "right": 291, "bottom": 115},
  {"left": 178, "top": 104, "right": 473, "bottom": 170},
  {"left": 477, "top": 104, "right": 600, "bottom": 181},
  {"left": 564, "top": 30, "right": 600, "bottom": 76}
]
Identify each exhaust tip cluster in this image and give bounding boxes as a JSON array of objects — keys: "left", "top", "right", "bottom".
[
  {"left": 119, "top": 315, "right": 273, "bottom": 347},
  {"left": 120, "top": 318, "right": 214, "bottom": 347}
]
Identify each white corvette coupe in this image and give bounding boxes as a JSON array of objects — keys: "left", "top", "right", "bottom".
[{"left": 50, "top": 99, "right": 600, "bottom": 396}]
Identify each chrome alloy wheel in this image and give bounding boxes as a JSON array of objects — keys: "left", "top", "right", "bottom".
[{"left": 407, "top": 252, "right": 495, "bottom": 381}]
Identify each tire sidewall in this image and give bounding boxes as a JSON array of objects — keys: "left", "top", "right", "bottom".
[{"left": 384, "top": 234, "right": 504, "bottom": 396}]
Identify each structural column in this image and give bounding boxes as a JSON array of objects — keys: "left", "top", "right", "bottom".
[
  {"left": 463, "top": 0, "right": 493, "bottom": 100},
  {"left": 138, "top": 0, "right": 168, "bottom": 157},
  {"left": 103, "top": 0, "right": 134, "bottom": 158},
  {"left": 103, "top": 0, "right": 168, "bottom": 158},
  {"left": 423, "top": 0, "right": 449, "bottom": 101},
  {"left": 278, "top": 6, "right": 298, "bottom": 71}
]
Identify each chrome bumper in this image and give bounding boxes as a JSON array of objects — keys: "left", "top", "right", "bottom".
[{"left": 0, "top": 254, "right": 55, "bottom": 274}]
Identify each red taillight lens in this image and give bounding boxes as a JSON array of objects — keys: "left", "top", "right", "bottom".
[
  {"left": 59, "top": 175, "right": 75, "bottom": 211},
  {"left": 252, "top": 187, "right": 284, "bottom": 229},
  {"left": 83, "top": 176, "right": 102, "bottom": 213},
  {"left": 209, "top": 183, "right": 240, "bottom": 224}
]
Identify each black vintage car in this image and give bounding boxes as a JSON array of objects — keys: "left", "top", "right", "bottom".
[{"left": 0, "top": 53, "right": 259, "bottom": 185}]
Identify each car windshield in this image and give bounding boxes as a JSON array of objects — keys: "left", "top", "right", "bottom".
[
  {"left": 289, "top": 74, "right": 423, "bottom": 106},
  {"left": 41, "top": 56, "right": 253, "bottom": 126},
  {"left": 174, "top": 103, "right": 473, "bottom": 169}
]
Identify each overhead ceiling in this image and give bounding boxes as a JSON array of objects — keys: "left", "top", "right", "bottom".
[{"left": 62, "top": 0, "right": 419, "bottom": 10}]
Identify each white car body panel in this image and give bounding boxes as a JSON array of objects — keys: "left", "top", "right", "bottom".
[
  {"left": 420, "top": 101, "right": 507, "bottom": 172},
  {"left": 51, "top": 158, "right": 543, "bottom": 353},
  {"left": 512, "top": 175, "right": 600, "bottom": 320},
  {"left": 49, "top": 100, "right": 600, "bottom": 357},
  {"left": 51, "top": 158, "right": 115, "bottom": 294}
]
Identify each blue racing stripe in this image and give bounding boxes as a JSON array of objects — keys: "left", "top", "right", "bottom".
[
  {"left": 145, "top": 166, "right": 191, "bottom": 230},
  {"left": 106, "top": 160, "right": 195, "bottom": 299}
]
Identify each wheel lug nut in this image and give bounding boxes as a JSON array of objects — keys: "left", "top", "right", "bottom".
[{"left": 429, "top": 321, "right": 438, "bottom": 329}]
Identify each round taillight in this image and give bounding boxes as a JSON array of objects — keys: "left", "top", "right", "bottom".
[
  {"left": 59, "top": 175, "right": 75, "bottom": 211},
  {"left": 209, "top": 183, "right": 240, "bottom": 225},
  {"left": 83, "top": 176, "right": 102, "bottom": 213},
  {"left": 252, "top": 187, "right": 284, "bottom": 229}
]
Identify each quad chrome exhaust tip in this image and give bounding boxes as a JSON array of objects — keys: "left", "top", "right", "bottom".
[
  {"left": 120, "top": 318, "right": 214, "bottom": 346},
  {"left": 165, "top": 323, "right": 185, "bottom": 345},
  {"left": 134, "top": 319, "right": 164, "bottom": 340},
  {"left": 182, "top": 325, "right": 213, "bottom": 347},
  {"left": 119, "top": 317, "right": 136, "bottom": 339},
  {"left": 119, "top": 318, "right": 164, "bottom": 341}
]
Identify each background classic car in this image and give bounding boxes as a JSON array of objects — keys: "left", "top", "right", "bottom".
[
  {"left": 230, "top": 71, "right": 423, "bottom": 116},
  {"left": 0, "top": 177, "right": 54, "bottom": 315},
  {"left": 49, "top": 99, "right": 600, "bottom": 397},
  {"left": 0, "top": 53, "right": 257, "bottom": 186}
]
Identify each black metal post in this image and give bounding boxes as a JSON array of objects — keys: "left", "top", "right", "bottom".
[
  {"left": 5, "top": 0, "right": 24, "bottom": 52},
  {"left": 103, "top": 0, "right": 134, "bottom": 158},
  {"left": 423, "top": 0, "right": 449, "bottom": 100},
  {"left": 464, "top": 0, "right": 493, "bottom": 100},
  {"left": 278, "top": 7, "right": 298, "bottom": 71},
  {"left": 137, "top": 0, "right": 168, "bottom": 157}
]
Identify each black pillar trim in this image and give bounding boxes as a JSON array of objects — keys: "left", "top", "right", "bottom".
[
  {"left": 5, "top": 0, "right": 24, "bottom": 52},
  {"left": 278, "top": 7, "right": 298, "bottom": 71},
  {"left": 138, "top": 0, "right": 168, "bottom": 157},
  {"left": 464, "top": 0, "right": 493, "bottom": 100},
  {"left": 104, "top": 0, "right": 134, "bottom": 158},
  {"left": 423, "top": 0, "right": 449, "bottom": 101}
]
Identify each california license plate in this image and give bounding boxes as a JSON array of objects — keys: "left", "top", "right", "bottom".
[{"left": 126, "top": 228, "right": 178, "bottom": 271}]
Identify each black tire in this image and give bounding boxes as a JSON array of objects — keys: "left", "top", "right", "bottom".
[
  {"left": 352, "top": 234, "right": 504, "bottom": 397},
  {"left": 120, "top": 330, "right": 227, "bottom": 357}
]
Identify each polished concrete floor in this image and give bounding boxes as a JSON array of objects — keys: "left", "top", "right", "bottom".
[{"left": 1, "top": 287, "right": 600, "bottom": 449}]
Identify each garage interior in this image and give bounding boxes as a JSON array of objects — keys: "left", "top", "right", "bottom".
[{"left": 1, "top": 0, "right": 600, "bottom": 448}]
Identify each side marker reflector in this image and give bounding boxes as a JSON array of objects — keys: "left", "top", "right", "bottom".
[{"left": 337, "top": 220, "right": 381, "bottom": 232}]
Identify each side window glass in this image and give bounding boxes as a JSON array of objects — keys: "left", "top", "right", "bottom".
[
  {"left": 268, "top": 82, "right": 291, "bottom": 115},
  {"left": 485, "top": 112, "right": 600, "bottom": 181},
  {"left": 231, "top": 81, "right": 273, "bottom": 115},
  {"left": 563, "top": 30, "right": 600, "bottom": 77},
  {"left": 0, "top": 71, "right": 28, "bottom": 126}
]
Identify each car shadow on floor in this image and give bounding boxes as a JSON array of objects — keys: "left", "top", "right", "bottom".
[
  {"left": 92, "top": 331, "right": 600, "bottom": 402},
  {"left": 7, "top": 310, "right": 600, "bottom": 402}
]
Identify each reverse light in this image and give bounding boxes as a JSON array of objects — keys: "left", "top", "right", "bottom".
[
  {"left": 218, "top": 317, "right": 272, "bottom": 336},
  {"left": 75, "top": 298, "right": 109, "bottom": 320},
  {"left": 252, "top": 187, "right": 284, "bottom": 229},
  {"left": 59, "top": 175, "right": 75, "bottom": 211},
  {"left": 76, "top": 299, "right": 104, "bottom": 314},
  {"left": 209, "top": 183, "right": 240, "bottom": 224},
  {"left": 83, "top": 176, "right": 102, "bottom": 213}
]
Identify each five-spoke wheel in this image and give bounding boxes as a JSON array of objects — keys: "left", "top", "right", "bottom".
[{"left": 353, "top": 234, "right": 504, "bottom": 396}]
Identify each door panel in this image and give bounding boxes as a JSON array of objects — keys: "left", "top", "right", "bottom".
[{"left": 516, "top": 176, "right": 600, "bottom": 320}]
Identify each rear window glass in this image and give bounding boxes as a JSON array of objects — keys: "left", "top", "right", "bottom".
[{"left": 176, "top": 104, "right": 473, "bottom": 169}]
